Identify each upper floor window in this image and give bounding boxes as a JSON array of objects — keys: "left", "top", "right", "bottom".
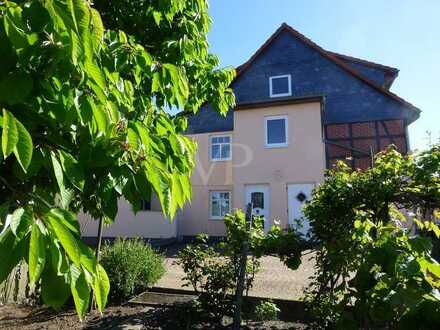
[
  {"left": 265, "top": 115, "right": 288, "bottom": 148},
  {"left": 210, "top": 135, "right": 231, "bottom": 161},
  {"left": 269, "top": 74, "right": 292, "bottom": 98}
]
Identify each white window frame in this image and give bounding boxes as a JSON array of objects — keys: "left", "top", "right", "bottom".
[
  {"left": 209, "top": 191, "right": 231, "bottom": 220},
  {"left": 209, "top": 134, "right": 232, "bottom": 161},
  {"left": 269, "top": 74, "right": 292, "bottom": 98},
  {"left": 264, "top": 115, "right": 288, "bottom": 148}
]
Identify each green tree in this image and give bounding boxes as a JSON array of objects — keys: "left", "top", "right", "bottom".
[
  {"left": 93, "top": 0, "right": 235, "bottom": 116},
  {"left": 0, "top": 0, "right": 235, "bottom": 319}
]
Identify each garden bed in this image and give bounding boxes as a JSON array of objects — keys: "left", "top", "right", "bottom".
[{"left": 0, "top": 303, "right": 307, "bottom": 329}]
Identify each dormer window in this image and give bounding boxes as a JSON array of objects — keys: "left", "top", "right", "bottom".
[{"left": 269, "top": 74, "right": 292, "bottom": 97}]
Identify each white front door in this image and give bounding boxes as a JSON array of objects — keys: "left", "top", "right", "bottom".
[
  {"left": 245, "top": 185, "right": 270, "bottom": 232},
  {"left": 287, "top": 183, "right": 314, "bottom": 238}
]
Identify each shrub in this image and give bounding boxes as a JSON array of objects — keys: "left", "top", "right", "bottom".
[
  {"left": 304, "top": 145, "right": 440, "bottom": 328},
  {"left": 176, "top": 234, "right": 236, "bottom": 320},
  {"left": 254, "top": 300, "right": 280, "bottom": 321},
  {"left": 100, "top": 238, "right": 165, "bottom": 301}
]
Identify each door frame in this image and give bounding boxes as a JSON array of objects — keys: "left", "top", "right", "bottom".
[
  {"left": 286, "top": 182, "right": 316, "bottom": 227},
  {"left": 244, "top": 184, "right": 270, "bottom": 232}
]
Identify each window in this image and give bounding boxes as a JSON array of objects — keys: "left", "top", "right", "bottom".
[
  {"left": 140, "top": 199, "right": 151, "bottom": 211},
  {"left": 265, "top": 115, "right": 288, "bottom": 147},
  {"left": 210, "top": 135, "right": 231, "bottom": 161},
  {"left": 269, "top": 74, "right": 291, "bottom": 97},
  {"left": 210, "top": 191, "right": 231, "bottom": 219},
  {"left": 251, "top": 192, "right": 264, "bottom": 209}
]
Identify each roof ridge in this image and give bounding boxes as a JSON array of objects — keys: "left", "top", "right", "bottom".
[{"left": 234, "top": 23, "right": 420, "bottom": 119}]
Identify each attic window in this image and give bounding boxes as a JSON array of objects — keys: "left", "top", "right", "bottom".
[{"left": 269, "top": 74, "right": 291, "bottom": 97}]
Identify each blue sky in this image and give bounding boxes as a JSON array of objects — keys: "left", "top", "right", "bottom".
[{"left": 207, "top": 0, "right": 440, "bottom": 151}]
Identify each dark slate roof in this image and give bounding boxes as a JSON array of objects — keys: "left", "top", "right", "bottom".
[
  {"left": 186, "top": 104, "right": 234, "bottom": 134},
  {"left": 328, "top": 51, "right": 399, "bottom": 89},
  {"left": 184, "top": 23, "right": 420, "bottom": 135}
]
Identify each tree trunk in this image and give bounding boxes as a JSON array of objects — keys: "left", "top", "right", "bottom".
[
  {"left": 233, "top": 240, "right": 248, "bottom": 330},
  {"left": 89, "top": 217, "right": 104, "bottom": 312},
  {"left": 232, "top": 203, "right": 253, "bottom": 329}
]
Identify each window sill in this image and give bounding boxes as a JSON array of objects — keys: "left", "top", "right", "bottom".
[
  {"left": 269, "top": 93, "right": 292, "bottom": 98},
  {"left": 264, "top": 143, "right": 288, "bottom": 149},
  {"left": 209, "top": 217, "right": 224, "bottom": 221},
  {"left": 210, "top": 158, "right": 232, "bottom": 162}
]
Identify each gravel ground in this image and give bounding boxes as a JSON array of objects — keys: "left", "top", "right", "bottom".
[{"left": 156, "top": 248, "right": 316, "bottom": 301}]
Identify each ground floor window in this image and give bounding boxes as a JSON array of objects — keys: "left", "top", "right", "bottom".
[
  {"left": 210, "top": 191, "right": 231, "bottom": 219},
  {"left": 140, "top": 199, "right": 151, "bottom": 211}
]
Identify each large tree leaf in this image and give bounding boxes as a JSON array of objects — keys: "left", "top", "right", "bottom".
[
  {"left": 178, "top": 173, "right": 192, "bottom": 201},
  {"left": 87, "top": 97, "right": 108, "bottom": 134},
  {"left": 172, "top": 172, "right": 184, "bottom": 209},
  {"left": 13, "top": 118, "right": 33, "bottom": 171},
  {"left": 29, "top": 221, "right": 46, "bottom": 285},
  {"left": 58, "top": 150, "right": 85, "bottom": 191},
  {"left": 48, "top": 239, "right": 69, "bottom": 276},
  {"left": 93, "top": 264, "right": 110, "bottom": 313},
  {"left": 49, "top": 209, "right": 81, "bottom": 236},
  {"left": 47, "top": 213, "right": 81, "bottom": 267},
  {"left": 90, "top": 8, "right": 104, "bottom": 52},
  {"left": 51, "top": 151, "right": 65, "bottom": 193},
  {"left": 3, "top": 8, "right": 28, "bottom": 49},
  {"left": 0, "top": 229, "right": 24, "bottom": 284},
  {"left": 85, "top": 60, "right": 106, "bottom": 91},
  {"left": 10, "top": 207, "right": 32, "bottom": 239},
  {"left": 41, "top": 263, "right": 71, "bottom": 310},
  {"left": 127, "top": 127, "right": 140, "bottom": 152},
  {"left": 1, "top": 109, "right": 18, "bottom": 158},
  {"left": 78, "top": 242, "right": 97, "bottom": 275},
  {"left": 51, "top": 152, "right": 74, "bottom": 208},
  {"left": 134, "top": 122, "right": 152, "bottom": 151},
  {"left": 70, "top": 266, "right": 90, "bottom": 320}
]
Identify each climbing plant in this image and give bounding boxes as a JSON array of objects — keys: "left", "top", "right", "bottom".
[
  {"left": 0, "top": 0, "right": 235, "bottom": 319},
  {"left": 304, "top": 145, "right": 440, "bottom": 328}
]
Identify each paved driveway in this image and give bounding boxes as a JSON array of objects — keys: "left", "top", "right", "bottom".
[{"left": 155, "top": 248, "right": 316, "bottom": 301}]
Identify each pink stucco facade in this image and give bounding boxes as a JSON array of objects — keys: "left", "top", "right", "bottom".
[
  {"left": 179, "top": 101, "right": 325, "bottom": 237},
  {"left": 79, "top": 101, "right": 325, "bottom": 239}
]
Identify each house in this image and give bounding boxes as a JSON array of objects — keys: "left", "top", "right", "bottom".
[{"left": 79, "top": 23, "right": 420, "bottom": 240}]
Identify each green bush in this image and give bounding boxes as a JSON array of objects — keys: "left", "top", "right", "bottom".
[
  {"left": 304, "top": 145, "right": 440, "bottom": 328},
  {"left": 254, "top": 300, "right": 280, "bottom": 321},
  {"left": 176, "top": 234, "right": 237, "bottom": 320},
  {"left": 100, "top": 238, "right": 165, "bottom": 301}
]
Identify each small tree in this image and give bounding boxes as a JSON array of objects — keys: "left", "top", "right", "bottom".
[
  {"left": 304, "top": 145, "right": 440, "bottom": 328},
  {"left": 0, "top": 0, "right": 234, "bottom": 318},
  {"left": 177, "top": 210, "right": 304, "bottom": 326}
]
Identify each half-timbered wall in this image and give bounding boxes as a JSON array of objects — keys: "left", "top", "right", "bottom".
[{"left": 325, "top": 119, "right": 407, "bottom": 170}]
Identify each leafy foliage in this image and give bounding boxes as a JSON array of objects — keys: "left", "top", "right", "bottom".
[
  {"left": 254, "top": 300, "right": 280, "bottom": 321},
  {"left": 177, "top": 210, "right": 304, "bottom": 322},
  {"left": 177, "top": 234, "right": 236, "bottom": 321},
  {"left": 0, "top": 0, "right": 235, "bottom": 318},
  {"left": 303, "top": 145, "right": 440, "bottom": 328},
  {"left": 100, "top": 238, "right": 165, "bottom": 302},
  {"left": 93, "top": 0, "right": 235, "bottom": 116},
  {"left": 343, "top": 219, "right": 440, "bottom": 329}
]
